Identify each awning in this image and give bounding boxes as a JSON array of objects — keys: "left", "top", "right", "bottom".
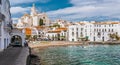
[{"left": 0, "top": 13, "right": 5, "bottom": 21}]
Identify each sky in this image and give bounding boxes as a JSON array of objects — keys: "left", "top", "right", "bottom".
[{"left": 9, "top": 0, "right": 120, "bottom": 23}]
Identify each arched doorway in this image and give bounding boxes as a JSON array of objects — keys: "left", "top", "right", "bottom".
[{"left": 11, "top": 35, "right": 22, "bottom": 46}]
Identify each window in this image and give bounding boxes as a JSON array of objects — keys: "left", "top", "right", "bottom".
[
  {"left": 112, "top": 29, "right": 114, "bottom": 32},
  {"left": 102, "top": 29, "right": 104, "bottom": 32},
  {"left": 72, "top": 32, "right": 74, "bottom": 36},
  {"left": 112, "top": 24, "right": 114, "bottom": 27},
  {"left": 81, "top": 28, "right": 83, "bottom": 31},
  {"left": 99, "top": 25, "right": 101, "bottom": 27},
  {"left": 109, "top": 29, "right": 110, "bottom": 32},
  {"left": 104, "top": 25, "right": 106, "bottom": 27},
  {"left": 109, "top": 24, "right": 111, "bottom": 27},
  {"left": 76, "top": 32, "right": 78, "bottom": 38},
  {"left": 76, "top": 28, "right": 78, "bottom": 31},
  {"left": 105, "top": 29, "right": 107, "bottom": 32},
  {"left": 62, "top": 33, "right": 63, "bottom": 36},
  {"left": 0, "top": 0, "right": 1, "bottom": 4},
  {"left": 72, "top": 39, "right": 74, "bottom": 41},
  {"left": 72, "top": 28, "right": 74, "bottom": 31},
  {"left": 97, "top": 29, "right": 98, "bottom": 32},
  {"left": 94, "top": 25, "right": 96, "bottom": 27},
  {"left": 99, "top": 29, "right": 101, "bottom": 32},
  {"left": 43, "top": 17, "right": 45, "bottom": 19},
  {"left": 94, "top": 29, "right": 96, "bottom": 32},
  {"left": 85, "top": 29, "right": 87, "bottom": 32}
]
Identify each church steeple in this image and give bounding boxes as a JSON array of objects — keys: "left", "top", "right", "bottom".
[{"left": 31, "top": 3, "right": 37, "bottom": 16}]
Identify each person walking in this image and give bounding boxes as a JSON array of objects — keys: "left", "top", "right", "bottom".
[{"left": 24, "top": 40, "right": 28, "bottom": 47}]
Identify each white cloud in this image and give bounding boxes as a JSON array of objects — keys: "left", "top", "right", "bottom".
[
  {"left": 10, "top": 7, "right": 31, "bottom": 14},
  {"left": 10, "top": 0, "right": 120, "bottom": 21},
  {"left": 47, "top": 6, "right": 104, "bottom": 15},
  {"left": 46, "top": 0, "right": 120, "bottom": 21}
]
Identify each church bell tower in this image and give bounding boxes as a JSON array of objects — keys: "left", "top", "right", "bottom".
[{"left": 31, "top": 4, "right": 37, "bottom": 16}]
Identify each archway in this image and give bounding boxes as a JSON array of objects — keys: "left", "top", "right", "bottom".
[{"left": 11, "top": 35, "right": 22, "bottom": 45}]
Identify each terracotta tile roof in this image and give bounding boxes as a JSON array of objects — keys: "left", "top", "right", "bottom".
[
  {"left": 47, "top": 27, "right": 67, "bottom": 33},
  {"left": 56, "top": 27, "right": 67, "bottom": 31},
  {"left": 92, "top": 22, "right": 120, "bottom": 24},
  {"left": 34, "top": 26, "right": 45, "bottom": 29}
]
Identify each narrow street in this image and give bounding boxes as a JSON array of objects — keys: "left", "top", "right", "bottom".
[{"left": 0, "top": 47, "right": 29, "bottom": 65}]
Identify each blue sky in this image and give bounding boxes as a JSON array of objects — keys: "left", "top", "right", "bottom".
[{"left": 10, "top": 0, "right": 120, "bottom": 22}]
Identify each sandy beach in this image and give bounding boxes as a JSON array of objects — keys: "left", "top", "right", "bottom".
[
  {"left": 29, "top": 41, "right": 120, "bottom": 49},
  {"left": 28, "top": 41, "right": 89, "bottom": 49}
]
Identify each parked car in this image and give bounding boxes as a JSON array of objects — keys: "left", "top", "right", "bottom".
[{"left": 11, "top": 41, "right": 22, "bottom": 47}]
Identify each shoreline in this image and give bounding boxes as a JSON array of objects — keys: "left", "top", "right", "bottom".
[{"left": 29, "top": 41, "right": 120, "bottom": 49}]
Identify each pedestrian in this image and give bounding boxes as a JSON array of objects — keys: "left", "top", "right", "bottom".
[{"left": 24, "top": 40, "right": 28, "bottom": 47}]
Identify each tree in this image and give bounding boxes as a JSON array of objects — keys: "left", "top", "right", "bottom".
[
  {"left": 26, "top": 35, "right": 31, "bottom": 40},
  {"left": 60, "top": 36, "right": 66, "bottom": 40},
  {"left": 85, "top": 36, "right": 89, "bottom": 41},
  {"left": 109, "top": 33, "right": 115, "bottom": 41},
  {"left": 114, "top": 33, "right": 120, "bottom": 40},
  {"left": 33, "top": 35, "right": 37, "bottom": 40},
  {"left": 39, "top": 19, "right": 44, "bottom": 26},
  {"left": 53, "top": 23, "right": 60, "bottom": 28},
  {"left": 108, "top": 33, "right": 120, "bottom": 41}
]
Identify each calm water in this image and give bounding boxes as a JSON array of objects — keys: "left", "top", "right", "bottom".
[{"left": 38, "top": 45, "right": 120, "bottom": 65}]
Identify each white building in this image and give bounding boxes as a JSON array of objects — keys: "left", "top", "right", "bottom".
[
  {"left": 16, "top": 4, "right": 50, "bottom": 28},
  {"left": 68, "top": 21, "right": 120, "bottom": 42},
  {"left": 46, "top": 27, "right": 67, "bottom": 40},
  {"left": 0, "top": 0, "right": 12, "bottom": 51},
  {"left": 15, "top": 4, "right": 51, "bottom": 40}
]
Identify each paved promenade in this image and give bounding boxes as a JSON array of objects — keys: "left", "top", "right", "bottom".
[{"left": 0, "top": 47, "right": 29, "bottom": 65}]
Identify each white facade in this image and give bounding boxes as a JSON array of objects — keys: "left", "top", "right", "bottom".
[
  {"left": 0, "top": 0, "right": 12, "bottom": 51},
  {"left": 16, "top": 4, "right": 50, "bottom": 28},
  {"left": 46, "top": 28, "right": 67, "bottom": 41},
  {"left": 68, "top": 21, "right": 120, "bottom": 42}
]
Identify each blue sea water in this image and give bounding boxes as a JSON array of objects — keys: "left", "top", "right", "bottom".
[{"left": 38, "top": 45, "right": 120, "bottom": 65}]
